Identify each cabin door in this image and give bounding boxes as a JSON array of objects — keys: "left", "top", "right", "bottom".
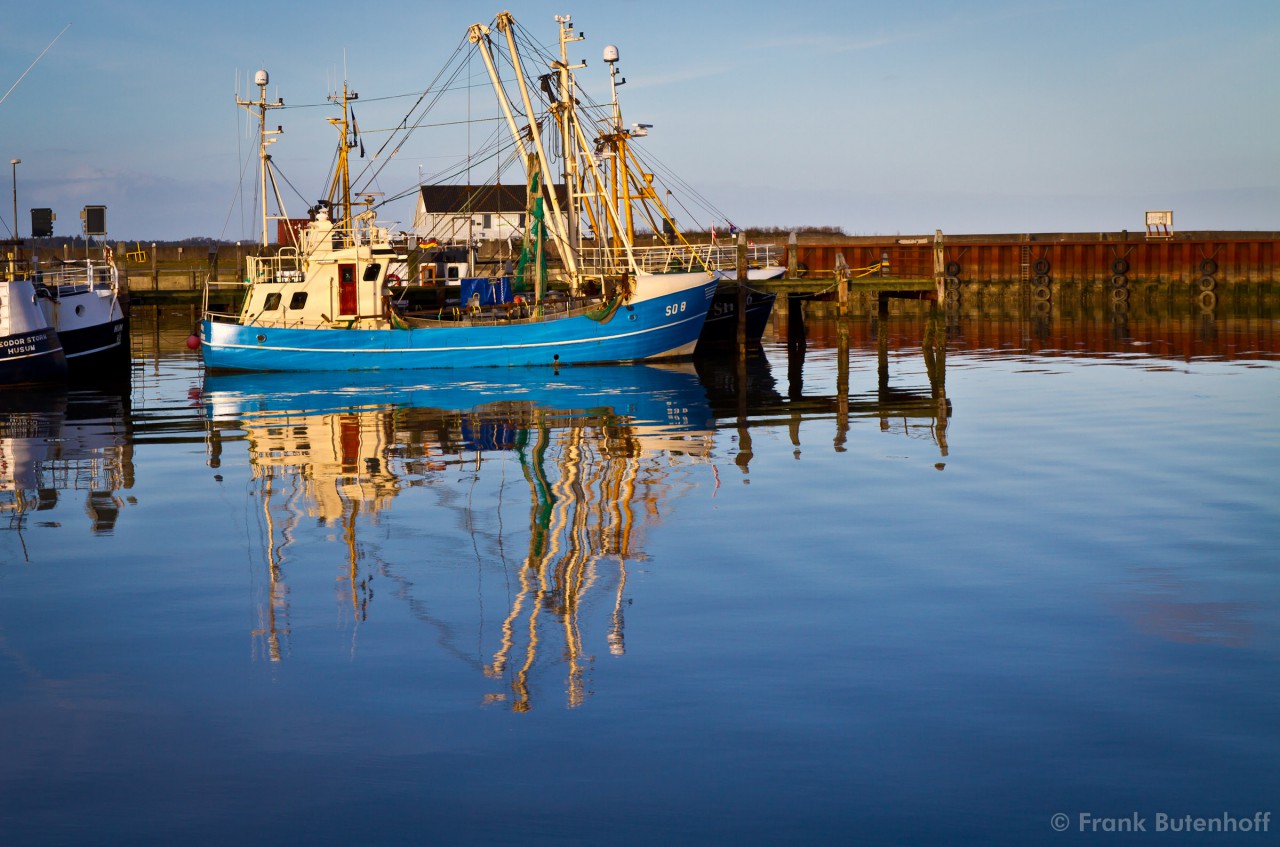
[{"left": 338, "top": 264, "right": 358, "bottom": 315}]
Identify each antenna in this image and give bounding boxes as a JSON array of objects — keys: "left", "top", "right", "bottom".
[{"left": 236, "top": 68, "right": 285, "bottom": 246}]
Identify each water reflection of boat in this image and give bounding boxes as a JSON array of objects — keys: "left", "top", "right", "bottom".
[
  {"left": 0, "top": 386, "right": 132, "bottom": 538},
  {"left": 200, "top": 364, "right": 713, "bottom": 707},
  {"left": 693, "top": 347, "right": 952, "bottom": 460}
]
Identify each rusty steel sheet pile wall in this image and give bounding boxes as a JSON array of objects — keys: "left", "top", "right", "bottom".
[{"left": 785, "top": 233, "right": 1279, "bottom": 284}]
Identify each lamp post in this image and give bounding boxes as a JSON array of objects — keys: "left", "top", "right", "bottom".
[{"left": 10, "top": 158, "right": 20, "bottom": 239}]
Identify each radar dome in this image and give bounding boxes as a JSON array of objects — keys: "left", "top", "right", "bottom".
[
  {"left": 254, "top": 69, "right": 269, "bottom": 86},
  {"left": 602, "top": 45, "right": 619, "bottom": 63}
]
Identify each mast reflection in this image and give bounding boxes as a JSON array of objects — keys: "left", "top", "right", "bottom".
[{"left": 201, "top": 366, "right": 714, "bottom": 709}]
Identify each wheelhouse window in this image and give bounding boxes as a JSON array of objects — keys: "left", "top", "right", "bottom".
[
  {"left": 289, "top": 292, "right": 307, "bottom": 310},
  {"left": 362, "top": 263, "right": 381, "bottom": 282},
  {"left": 263, "top": 293, "right": 282, "bottom": 310}
]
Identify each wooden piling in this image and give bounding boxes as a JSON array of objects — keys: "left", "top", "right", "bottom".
[
  {"left": 736, "top": 231, "right": 748, "bottom": 356},
  {"left": 932, "top": 230, "right": 945, "bottom": 302},
  {"left": 834, "top": 252, "right": 849, "bottom": 319}
]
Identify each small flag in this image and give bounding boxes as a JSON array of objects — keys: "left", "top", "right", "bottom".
[{"left": 352, "top": 109, "right": 364, "bottom": 157}]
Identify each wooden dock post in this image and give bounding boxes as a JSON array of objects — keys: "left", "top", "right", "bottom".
[
  {"left": 787, "top": 231, "right": 798, "bottom": 278},
  {"left": 150, "top": 243, "right": 158, "bottom": 292},
  {"left": 834, "top": 252, "right": 850, "bottom": 356},
  {"left": 834, "top": 252, "right": 849, "bottom": 319},
  {"left": 932, "top": 229, "right": 945, "bottom": 302},
  {"left": 736, "top": 231, "right": 748, "bottom": 356}
]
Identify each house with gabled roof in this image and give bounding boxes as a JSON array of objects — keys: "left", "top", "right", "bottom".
[{"left": 412, "top": 184, "right": 570, "bottom": 245}]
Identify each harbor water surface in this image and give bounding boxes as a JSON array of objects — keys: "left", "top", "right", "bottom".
[{"left": 2, "top": 297, "right": 1277, "bottom": 845}]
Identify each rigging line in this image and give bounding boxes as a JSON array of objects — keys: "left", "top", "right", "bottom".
[
  {"left": 351, "top": 38, "right": 472, "bottom": 196},
  {"left": 375, "top": 140, "right": 517, "bottom": 211},
  {"left": 639, "top": 144, "right": 725, "bottom": 216},
  {"left": 353, "top": 35, "right": 469, "bottom": 168},
  {"left": 467, "top": 39, "right": 472, "bottom": 187},
  {"left": 272, "top": 162, "right": 314, "bottom": 211},
  {"left": 635, "top": 147, "right": 730, "bottom": 224},
  {"left": 219, "top": 105, "right": 259, "bottom": 241},
  {"left": 0, "top": 22, "right": 71, "bottom": 109},
  {"left": 345, "top": 114, "right": 507, "bottom": 134}
]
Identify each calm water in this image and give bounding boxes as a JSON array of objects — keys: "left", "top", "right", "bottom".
[{"left": 2, "top": 295, "right": 1277, "bottom": 845}]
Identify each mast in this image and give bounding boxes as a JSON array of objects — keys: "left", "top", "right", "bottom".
[
  {"left": 325, "top": 80, "right": 359, "bottom": 239},
  {"left": 604, "top": 46, "right": 633, "bottom": 245},
  {"left": 553, "top": 16, "right": 585, "bottom": 251},
  {"left": 235, "top": 70, "right": 284, "bottom": 248},
  {"left": 469, "top": 14, "right": 579, "bottom": 278}
]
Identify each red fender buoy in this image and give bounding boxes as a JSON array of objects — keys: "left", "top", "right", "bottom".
[{"left": 186, "top": 334, "right": 201, "bottom": 350}]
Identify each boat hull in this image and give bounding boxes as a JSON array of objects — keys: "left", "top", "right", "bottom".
[
  {"left": 2, "top": 280, "right": 68, "bottom": 385},
  {"left": 697, "top": 267, "right": 783, "bottom": 349},
  {"left": 697, "top": 290, "right": 778, "bottom": 349},
  {"left": 201, "top": 275, "right": 718, "bottom": 372},
  {"left": 44, "top": 288, "right": 128, "bottom": 376},
  {"left": 0, "top": 327, "right": 68, "bottom": 384}
]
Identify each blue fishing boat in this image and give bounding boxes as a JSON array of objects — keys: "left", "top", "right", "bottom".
[{"left": 199, "top": 13, "right": 719, "bottom": 373}]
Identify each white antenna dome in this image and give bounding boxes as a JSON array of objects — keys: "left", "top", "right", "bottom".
[
  {"left": 254, "top": 69, "right": 269, "bottom": 86},
  {"left": 602, "top": 45, "right": 619, "bottom": 63}
]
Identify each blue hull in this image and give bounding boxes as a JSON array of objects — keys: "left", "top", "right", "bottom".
[{"left": 201, "top": 279, "right": 717, "bottom": 372}]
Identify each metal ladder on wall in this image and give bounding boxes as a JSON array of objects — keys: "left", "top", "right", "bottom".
[{"left": 1019, "top": 239, "right": 1031, "bottom": 283}]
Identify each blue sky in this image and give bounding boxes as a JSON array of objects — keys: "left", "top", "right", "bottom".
[{"left": 2, "top": 0, "right": 1276, "bottom": 241}]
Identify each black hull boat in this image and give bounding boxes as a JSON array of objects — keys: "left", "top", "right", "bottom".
[{"left": 2, "top": 276, "right": 68, "bottom": 385}]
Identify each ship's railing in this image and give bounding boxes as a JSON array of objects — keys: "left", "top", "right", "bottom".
[
  {"left": 576, "top": 243, "right": 780, "bottom": 274},
  {"left": 399, "top": 291, "right": 605, "bottom": 327},
  {"left": 202, "top": 280, "right": 250, "bottom": 320},
  {"left": 691, "top": 243, "right": 781, "bottom": 270},
  {"left": 245, "top": 248, "right": 303, "bottom": 284},
  {"left": 37, "top": 261, "right": 118, "bottom": 292}
]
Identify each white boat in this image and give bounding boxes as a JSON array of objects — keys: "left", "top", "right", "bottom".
[
  {"left": 36, "top": 250, "right": 127, "bottom": 376},
  {"left": 1, "top": 250, "right": 66, "bottom": 384},
  {"left": 199, "top": 13, "right": 721, "bottom": 373}
]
